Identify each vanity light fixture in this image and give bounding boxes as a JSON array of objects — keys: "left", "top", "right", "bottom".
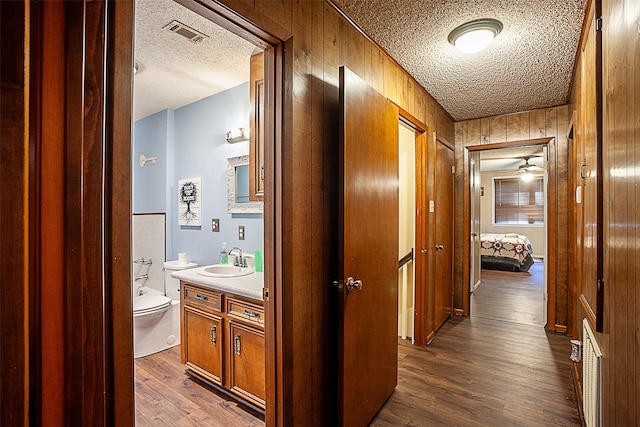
[
  {"left": 448, "top": 18, "right": 503, "bottom": 54},
  {"left": 226, "top": 128, "right": 249, "bottom": 143}
]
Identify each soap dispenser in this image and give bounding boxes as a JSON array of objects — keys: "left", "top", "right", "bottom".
[{"left": 219, "top": 242, "right": 228, "bottom": 264}]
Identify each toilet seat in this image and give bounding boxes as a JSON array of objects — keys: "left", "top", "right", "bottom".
[{"left": 133, "top": 292, "right": 171, "bottom": 316}]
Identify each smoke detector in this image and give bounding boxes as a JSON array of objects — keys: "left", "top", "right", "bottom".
[{"left": 163, "top": 20, "right": 208, "bottom": 44}]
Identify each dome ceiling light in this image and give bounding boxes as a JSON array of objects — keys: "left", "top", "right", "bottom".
[{"left": 448, "top": 18, "right": 503, "bottom": 54}]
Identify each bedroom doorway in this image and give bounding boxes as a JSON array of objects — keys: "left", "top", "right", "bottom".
[{"left": 467, "top": 143, "right": 550, "bottom": 327}]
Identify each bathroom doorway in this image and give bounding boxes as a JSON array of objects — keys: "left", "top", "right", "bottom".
[{"left": 131, "top": 0, "right": 280, "bottom": 424}]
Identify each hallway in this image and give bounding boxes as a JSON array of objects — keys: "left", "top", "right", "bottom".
[
  {"left": 471, "top": 261, "right": 545, "bottom": 327},
  {"left": 136, "top": 315, "right": 580, "bottom": 426},
  {"left": 372, "top": 317, "right": 580, "bottom": 426}
]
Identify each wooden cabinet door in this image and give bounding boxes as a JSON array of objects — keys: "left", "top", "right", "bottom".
[
  {"left": 183, "top": 307, "right": 223, "bottom": 385},
  {"left": 228, "top": 321, "right": 265, "bottom": 407},
  {"left": 338, "top": 66, "right": 399, "bottom": 427}
]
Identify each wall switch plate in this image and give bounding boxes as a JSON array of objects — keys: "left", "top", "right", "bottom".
[
  {"left": 212, "top": 218, "right": 220, "bottom": 232},
  {"left": 238, "top": 225, "right": 245, "bottom": 240}
]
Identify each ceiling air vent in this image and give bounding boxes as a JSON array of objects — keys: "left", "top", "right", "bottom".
[{"left": 163, "top": 20, "right": 208, "bottom": 44}]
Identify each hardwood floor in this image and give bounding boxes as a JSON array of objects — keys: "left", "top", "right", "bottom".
[
  {"left": 136, "top": 278, "right": 580, "bottom": 426},
  {"left": 135, "top": 346, "right": 264, "bottom": 427},
  {"left": 371, "top": 317, "right": 580, "bottom": 426},
  {"left": 471, "top": 261, "right": 545, "bottom": 327}
]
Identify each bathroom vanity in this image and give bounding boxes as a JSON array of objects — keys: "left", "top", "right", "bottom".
[{"left": 173, "top": 268, "right": 265, "bottom": 409}]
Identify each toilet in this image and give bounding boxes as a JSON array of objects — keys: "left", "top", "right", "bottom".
[{"left": 133, "top": 259, "right": 197, "bottom": 358}]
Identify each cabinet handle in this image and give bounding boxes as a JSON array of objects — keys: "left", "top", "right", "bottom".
[
  {"left": 195, "top": 294, "right": 208, "bottom": 302},
  {"left": 234, "top": 334, "right": 242, "bottom": 355},
  {"left": 243, "top": 309, "right": 261, "bottom": 320},
  {"left": 210, "top": 326, "right": 217, "bottom": 345}
]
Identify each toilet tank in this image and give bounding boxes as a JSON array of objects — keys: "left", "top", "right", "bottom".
[{"left": 164, "top": 260, "right": 198, "bottom": 300}]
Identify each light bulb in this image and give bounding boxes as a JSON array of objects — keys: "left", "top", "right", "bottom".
[{"left": 454, "top": 29, "right": 496, "bottom": 54}]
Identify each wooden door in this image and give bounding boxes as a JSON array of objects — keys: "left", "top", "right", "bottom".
[
  {"left": 434, "top": 141, "right": 454, "bottom": 330},
  {"left": 338, "top": 66, "right": 399, "bottom": 426}
]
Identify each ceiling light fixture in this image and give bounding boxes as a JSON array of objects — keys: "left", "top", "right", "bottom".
[
  {"left": 448, "top": 18, "right": 503, "bottom": 54},
  {"left": 521, "top": 172, "right": 534, "bottom": 182}
]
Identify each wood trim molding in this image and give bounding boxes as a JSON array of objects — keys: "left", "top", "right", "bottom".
[
  {"left": 393, "top": 101, "right": 428, "bottom": 132},
  {"left": 465, "top": 137, "right": 553, "bottom": 151},
  {"left": 105, "top": 0, "right": 135, "bottom": 424},
  {"left": 579, "top": 294, "right": 597, "bottom": 327},
  {"left": 0, "top": 1, "right": 29, "bottom": 424},
  {"left": 554, "top": 324, "right": 568, "bottom": 334},
  {"left": 396, "top": 108, "right": 429, "bottom": 347},
  {"left": 436, "top": 134, "right": 455, "bottom": 151},
  {"left": 179, "top": 0, "right": 291, "bottom": 45},
  {"left": 463, "top": 137, "right": 559, "bottom": 330}
]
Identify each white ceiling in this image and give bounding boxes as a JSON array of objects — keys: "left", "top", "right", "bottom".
[
  {"left": 479, "top": 146, "right": 544, "bottom": 172},
  {"left": 134, "top": 0, "right": 588, "bottom": 123},
  {"left": 133, "top": 0, "right": 256, "bottom": 121},
  {"left": 333, "top": 0, "right": 588, "bottom": 121}
]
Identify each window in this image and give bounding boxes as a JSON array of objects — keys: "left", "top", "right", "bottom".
[{"left": 494, "top": 177, "right": 544, "bottom": 224}]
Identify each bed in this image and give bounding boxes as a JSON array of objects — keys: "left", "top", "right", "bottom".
[{"left": 480, "top": 233, "right": 535, "bottom": 272}]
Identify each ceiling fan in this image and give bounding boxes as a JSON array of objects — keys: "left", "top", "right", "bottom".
[
  {"left": 518, "top": 157, "right": 543, "bottom": 182},
  {"left": 518, "top": 157, "right": 544, "bottom": 172}
]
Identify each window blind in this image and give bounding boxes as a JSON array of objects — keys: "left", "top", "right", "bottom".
[{"left": 494, "top": 177, "right": 544, "bottom": 224}]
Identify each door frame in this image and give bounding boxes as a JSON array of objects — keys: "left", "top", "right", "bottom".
[
  {"left": 151, "top": 1, "right": 287, "bottom": 424},
  {"left": 173, "top": 2, "right": 286, "bottom": 424},
  {"left": 394, "top": 105, "right": 430, "bottom": 346},
  {"left": 462, "top": 137, "right": 558, "bottom": 330}
]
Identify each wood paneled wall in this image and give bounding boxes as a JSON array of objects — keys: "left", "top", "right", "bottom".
[
  {"left": 218, "top": 1, "right": 454, "bottom": 425},
  {"left": 569, "top": 0, "right": 640, "bottom": 424},
  {"left": 0, "top": 2, "right": 29, "bottom": 425},
  {"left": 454, "top": 105, "right": 570, "bottom": 329}
]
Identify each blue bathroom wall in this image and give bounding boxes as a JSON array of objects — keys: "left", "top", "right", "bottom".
[
  {"left": 133, "top": 110, "right": 169, "bottom": 214},
  {"left": 133, "top": 82, "right": 264, "bottom": 266}
]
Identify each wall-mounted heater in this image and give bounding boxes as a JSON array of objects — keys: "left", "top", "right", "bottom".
[{"left": 582, "top": 318, "right": 602, "bottom": 427}]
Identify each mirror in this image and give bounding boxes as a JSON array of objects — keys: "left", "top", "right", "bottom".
[{"left": 227, "top": 155, "right": 263, "bottom": 214}]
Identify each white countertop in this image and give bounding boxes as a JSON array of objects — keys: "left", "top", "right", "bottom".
[{"left": 172, "top": 266, "right": 264, "bottom": 301}]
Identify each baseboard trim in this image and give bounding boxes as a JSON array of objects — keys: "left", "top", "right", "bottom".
[
  {"left": 571, "top": 362, "right": 585, "bottom": 426},
  {"left": 554, "top": 324, "right": 568, "bottom": 334}
]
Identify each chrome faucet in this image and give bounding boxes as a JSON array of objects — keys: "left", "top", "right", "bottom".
[{"left": 228, "top": 247, "right": 243, "bottom": 267}]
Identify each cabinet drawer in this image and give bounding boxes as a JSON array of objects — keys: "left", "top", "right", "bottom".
[
  {"left": 182, "top": 283, "right": 222, "bottom": 313},
  {"left": 227, "top": 297, "right": 264, "bottom": 328}
]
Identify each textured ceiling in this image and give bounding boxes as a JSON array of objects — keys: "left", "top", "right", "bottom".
[
  {"left": 333, "top": 0, "right": 588, "bottom": 120},
  {"left": 133, "top": 0, "right": 256, "bottom": 120},
  {"left": 479, "top": 146, "right": 544, "bottom": 171},
  {"left": 134, "top": 0, "right": 588, "bottom": 122}
]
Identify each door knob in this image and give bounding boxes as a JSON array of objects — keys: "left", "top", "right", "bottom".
[
  {"left": 345, "top": 276, "right": 363, "bottom": 291},
  {"left": 421, "top": 247, "right": 427, "bottom": 254},
  {"left": 435, "top": 245, "right": 444, "bottom": 250}
]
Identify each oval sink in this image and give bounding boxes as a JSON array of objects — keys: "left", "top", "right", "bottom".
[{"left": 197, "top": 264, "right": 255, "bottom": 278}]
